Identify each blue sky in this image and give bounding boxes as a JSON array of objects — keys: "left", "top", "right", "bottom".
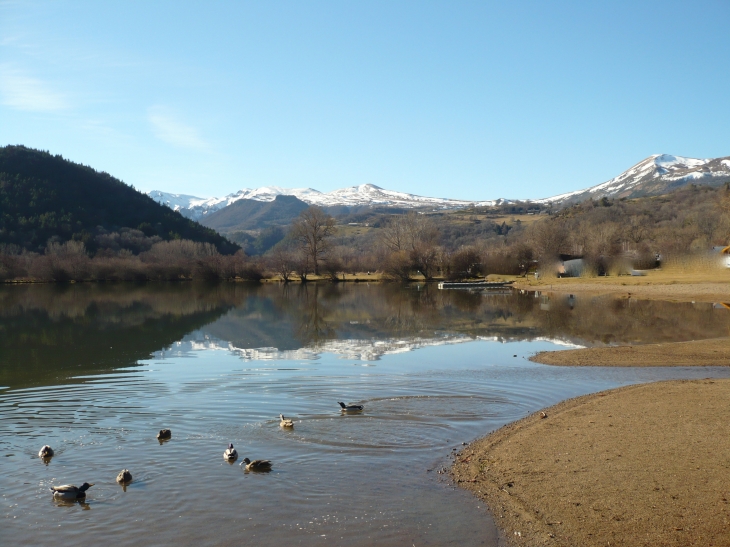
[{"left": 1, "top": 1, "right": 728, "bottom": 201}]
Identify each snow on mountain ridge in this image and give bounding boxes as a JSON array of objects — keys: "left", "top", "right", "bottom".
[
  {"left": 535, "top": 153, "right": 729, "bottom": 205},
  {"left": 148, "top": 153, "right": 730, "bottom": 219},
  {"left": 148, "top": 184, "right": 499, "bottom": 219}
]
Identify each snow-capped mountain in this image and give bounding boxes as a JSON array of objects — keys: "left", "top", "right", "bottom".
[
  {"left": 149, "top": 153, "right": 730, "bottom": 219},
  {"left": 148, "top": 184, "right": 500, "bottom": 220},
  {"left": 536, "top": 154, "right": 730, "bottom": 205}
]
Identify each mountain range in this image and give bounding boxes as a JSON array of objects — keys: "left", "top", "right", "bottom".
[
  {"left": 149, "top": 153, "right": 730, "bottom": 220},
  {"left": 148, "top": 184, "right": 501, "bottom": 220}
]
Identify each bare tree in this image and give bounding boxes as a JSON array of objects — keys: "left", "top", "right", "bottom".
[
  {"left": 295, "top": 250, "right": 311, "bottom": 282},
  {"left": 381, "top": 250, "right": 413, "bottom": 281},
  {"left": 378, "top": 212, "right": 440, "bottom": 279},
  {"left": 624, "top": 215, "right": 649, "bottom": 250},
  {"left": 46, "top": 240, "right": 90, "bottom": 281},
  {"left": 269, "top": 246, "right": 295, "bottom": 282},
  {"left": 379, "top": 215, "right": 408, "bottom": 252},
  {"left": 526, "top": 219, "right": 568, "bottom": 262},
  {"left": 290, "top": 207, "right": 337, "bottom": 276},
  {"left": 448, "top": 246, "right": 482, "bottom": 280}
]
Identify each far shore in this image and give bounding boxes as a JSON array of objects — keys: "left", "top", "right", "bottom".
[
  {"left": 452, "top": 379, "right": 730, "bottom": 547},
  {"left": 5, "top": 267, "right": 730, "bottom": 303},
  {"left": 510, "top": 267, "right": 730, "bottom": 303}
]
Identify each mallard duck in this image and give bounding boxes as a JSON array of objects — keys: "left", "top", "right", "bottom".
[
  {"left": 241, "top": 457, "right": 272, "bottom": 471},
  {"left": 223, "top": 443, "right": 238, "bottom": 461},
  {"left": 116, "top": 469, "right": 133, "bottom": 484},
  {"left": 50, "top": 483, "right": 94, "bottom": 500},
  {"left": 157, "top": 429, "right": 172, "bottom": 440},
  {"left": 38, "top": 445, "right": 54, "bottom": 458},
  {"left": 279, "top": 414, "right": 294, "bottom": 428},
  {"left": 338, "top": 401, "right": 364, "bottom": 412}
]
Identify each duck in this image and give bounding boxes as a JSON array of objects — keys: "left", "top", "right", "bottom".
[
  {"left": 223, "top": 443, "right": 238, "bottom": 461},
  {"left": 116, "top": 469, "right": 133, "bottom": 484},
  {"left": 241, "top": 457, "right": 272, "bottom": 472},
  {"left": 38, "top": 445, "right": 54, "bottom": 458},
  {"left": 279, "top": 414, "right": 294, "bottom": 428},
  {"left": 50, "top": 483, "right": 94, "bottom": 500},
  {"left": 157, "top": 429, "right": 172, "bottom": 440},
  {"left": 338, "top": 401, "right": 364, "bottom": 412}
]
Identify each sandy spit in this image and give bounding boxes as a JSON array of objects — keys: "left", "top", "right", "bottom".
[
  {"left": 451, "top": 379, "right": 730, "bottom": 547},
  {"left": 531, "top": 337, "right": 730, "bottom": 367}
]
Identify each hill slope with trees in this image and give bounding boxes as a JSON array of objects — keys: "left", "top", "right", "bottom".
[
  {"left": 0, "top": 145, "right": 238, "bottom": 254},
  {"left": 200, "top": 194, "right": 309, "bottom": 232}
]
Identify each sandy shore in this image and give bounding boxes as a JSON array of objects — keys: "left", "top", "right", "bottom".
[
  {"left": 452, "top": 380, "right": 730, "bottom": 547},
  {"left": 531, "top": 337, "right": 730, "bottom": 367}
]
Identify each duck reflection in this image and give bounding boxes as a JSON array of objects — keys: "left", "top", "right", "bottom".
[{"left": 52, "top": 498, "right": 91, "bottom": 510}]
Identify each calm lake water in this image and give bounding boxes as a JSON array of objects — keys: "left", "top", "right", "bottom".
[{"left": 2, "top": 283, "right": 730, "bottom": 546}]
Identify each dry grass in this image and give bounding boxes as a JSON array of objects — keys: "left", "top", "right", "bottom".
[
  {"left": 513, "top": 265, "right": 730, "bottom": 302},
  {"left": 336, "top": 224, "right": 377, "bottom": 237},
  {"left": 261, "top": 271, "right": 387, "bottom": 283},
  {"left": 441, "top": 211, "right": 545, "bottom": 227}
]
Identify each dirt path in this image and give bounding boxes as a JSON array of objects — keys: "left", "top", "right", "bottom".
[
  {"left": 451, "top": 380, "right": 730, "bottom": 546},
  {"left": 531, "top": 337, "right": 730, "bottom": 367}
]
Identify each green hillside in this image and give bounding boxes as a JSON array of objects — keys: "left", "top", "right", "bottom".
[{"left": 0, "top": 145, "right": 238, "bottom": 254}]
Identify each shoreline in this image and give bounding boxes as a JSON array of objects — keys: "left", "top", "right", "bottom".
[
  {"left": 511, "top": 269, "right": 730, "bottom": 303},
  {"left": 452, "top": 379, "right": 730, "bottom": 546},
  {"left": 530, "top": 337, "right": 730, "bottom": 367}
]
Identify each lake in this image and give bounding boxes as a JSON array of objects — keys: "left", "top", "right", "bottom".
[{"left": 2, "top": 283, "right": 729, "bottom": 546}]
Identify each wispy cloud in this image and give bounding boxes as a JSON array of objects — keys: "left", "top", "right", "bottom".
[
  {"left": 0, "top": 65, "right": 68, "bottom": 112},
  {"left": 148, "top": 106, "right": 209, "bottom": 150}
]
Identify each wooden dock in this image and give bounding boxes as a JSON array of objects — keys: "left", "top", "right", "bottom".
[{"left": 437, "top": 280, "right": 514, "bottom": 290}]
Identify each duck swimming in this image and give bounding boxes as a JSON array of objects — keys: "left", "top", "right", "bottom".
[
  {"left": 157, "top": 429, "right": 172, "bottom": 440},
  {"left": 279, "top": 414, "right": 294, "bottom": 428},
  {"left": 224, "top": 443, "right": 238, "bottom": 461},
  {"left": 338, "top": 402, "right": 364, "bottom": 412},
  {"left": 116, "top": 469, "right": 133, "bottom": 484},
  {"left": 38, "top": 445, "right": 54, "bottom": 458},
  {"left": 241, "top": 457, "right": 272, "bottom": 471},
  {"left": 50, "top": 483, "right": 94, "bottom": 500}
]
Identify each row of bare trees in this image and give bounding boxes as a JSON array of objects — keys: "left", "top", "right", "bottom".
[
  {"left": 515, "top": 185, "right": 730, "bottom": 273},
  {"left": 275, "top": 186, "right": 730, "bottom": 281},
  {"left": 0, "top": 240, "right": 264, "bottom": 282}
]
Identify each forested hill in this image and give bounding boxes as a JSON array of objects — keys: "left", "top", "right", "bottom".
[{"left": 0, "top": 146, "right": 238, "bottom": 254}]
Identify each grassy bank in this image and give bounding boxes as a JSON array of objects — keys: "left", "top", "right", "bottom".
[{"left": 511, "top": 267, "right": 730, "bottom": 303}]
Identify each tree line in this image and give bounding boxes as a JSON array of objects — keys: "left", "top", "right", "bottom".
[
  {"left": 2, "top": 183, "right": 729, "bottom": 283},
  {"left": 262, "top": 183, "right": 730, "bottom": 281}
]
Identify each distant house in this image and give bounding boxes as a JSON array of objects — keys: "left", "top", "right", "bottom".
[{"left": 557, "top": 258, "right": 586, "bottom": 277}]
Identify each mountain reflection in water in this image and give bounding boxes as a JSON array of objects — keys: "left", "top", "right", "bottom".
[
  {"left": 2, "top": 282, "right": 729, "bottom": 389},
  {"left": 201, "top": 284, "right": 730, "bottom": 360}
]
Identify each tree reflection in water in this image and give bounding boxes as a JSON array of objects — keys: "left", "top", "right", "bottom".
[{"left": 2, "top": 282, "right": 730, "bottom": 389}]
